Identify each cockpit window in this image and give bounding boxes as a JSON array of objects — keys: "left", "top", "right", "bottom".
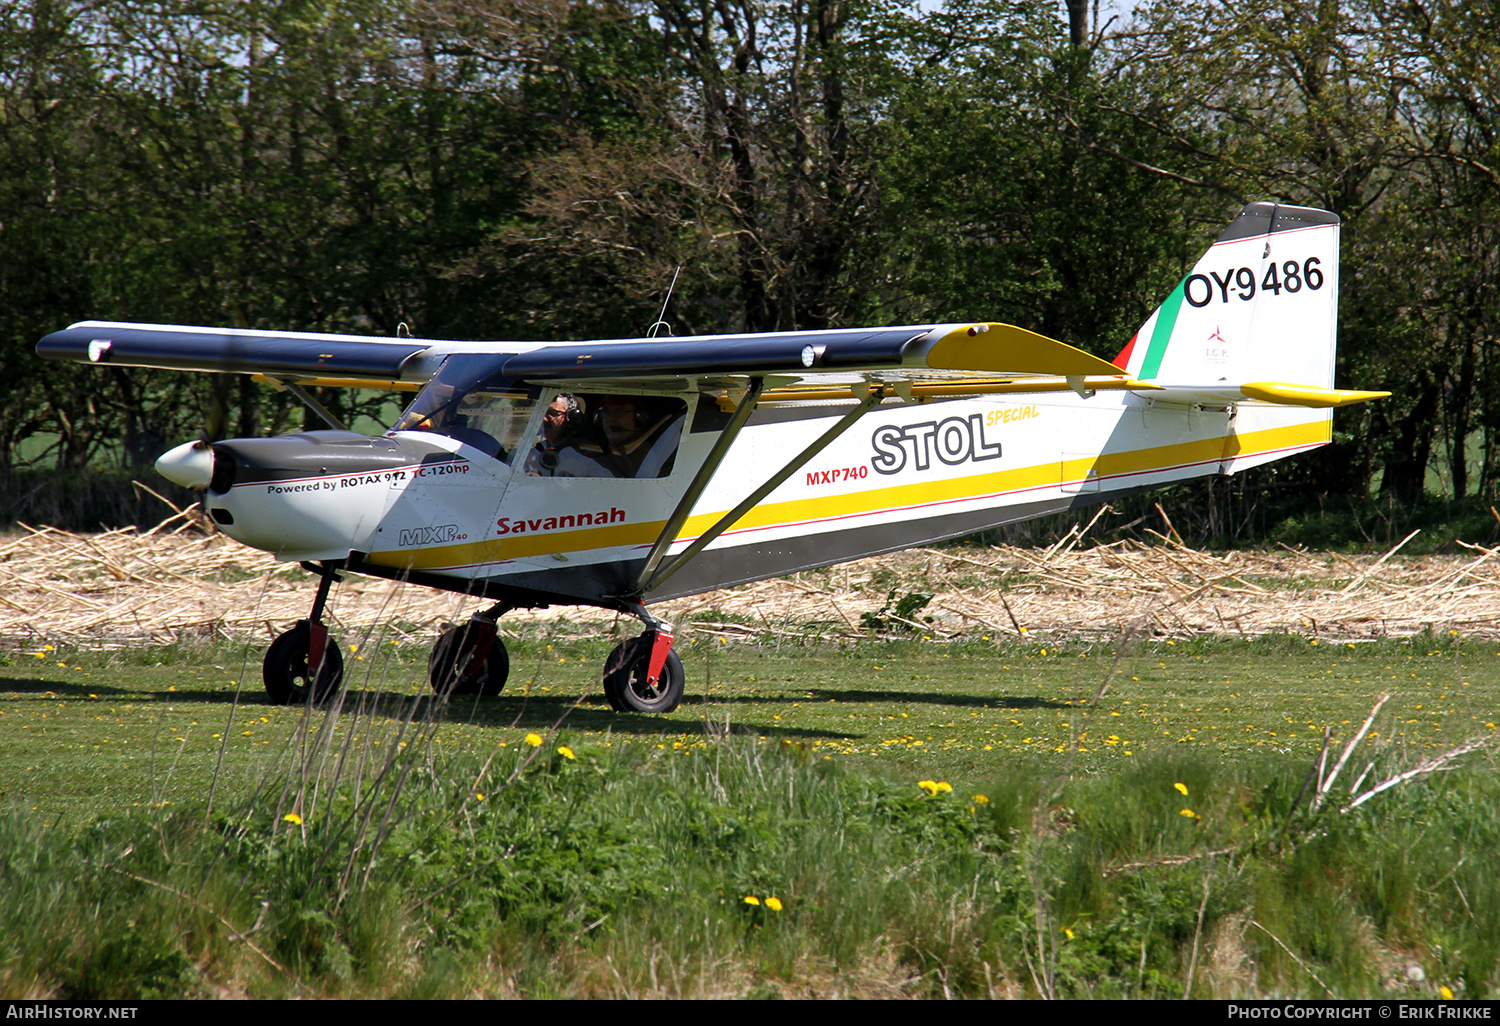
[{"left": 391, "top": 355, "right": 536, "bottom": 462}]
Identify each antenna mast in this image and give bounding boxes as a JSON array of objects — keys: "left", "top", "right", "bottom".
[{"left": 646, "top": 266, "right": 682, "bottom": 338}]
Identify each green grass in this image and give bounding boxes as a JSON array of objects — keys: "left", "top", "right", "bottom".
[
  {"left": 1, "top": 630, "right": 1497, "bottom": 998},
  {"left": 3, "top": 631, "right": 1495, "bottom": 812}
]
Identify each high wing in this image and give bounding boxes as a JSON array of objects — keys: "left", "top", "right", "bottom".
[
  {"left": 37, "top": 317, "right": 1384, "bottom": 409},
  {"left": 38, "top": 317, "right": 1132, "bottom": 391}
]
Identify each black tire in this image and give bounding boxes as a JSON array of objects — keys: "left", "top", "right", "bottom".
[
  {"left": 429, "top": 623, "right": 509, "bottom": 697},
  {"left": 602, "top": 638, "right": 684, "bottom": 714},
  {"left": 263, "top": 623, "right": 344, "bottom": 705}
]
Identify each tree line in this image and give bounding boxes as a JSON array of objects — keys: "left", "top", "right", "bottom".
[{"left": 2, "top": 0, "right": 1496, "bottom": 533}]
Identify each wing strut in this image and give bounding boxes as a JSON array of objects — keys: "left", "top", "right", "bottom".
[
  {"left": 639, "top": 385, "right": 885, "bottom": 596},
  {"left": 635, "top": 379, "right": 766, "bottom": 592},
  {"left": 272, "top": 378, "right": 349, "bottom": 431}
]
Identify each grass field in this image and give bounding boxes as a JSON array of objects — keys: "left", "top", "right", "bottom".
[
  {"left": 3, "top": 631, "right": 1495, "bottom": 809},
  {"left": 1, "top": 628, "right": 1498, "bottom": 998}
]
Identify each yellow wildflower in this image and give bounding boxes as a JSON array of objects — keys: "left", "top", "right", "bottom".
[
  {"left": 282, "top": 812, "right": 303, "bottom": 825},
  {"left": 744, "top": 896, "right": 760, "bottom": 906},
  {"left": 972, "top": 794, "right": 989, "bottom": 804},
  {"left": 524, "top": 733, "right": 543, "bottom": 747},
  {"left": 1174, "top": 782, "right": 1189, "bottom": 796},
  {"left": 766, "top": 897, "right": 783, "bottom": 912},
  {"left": 558, "top": 746, "right": 576, "bottom": 760},
  {"left": 1180, "top": 808, "right": 1197, "bottom": 819},
  {"left": 1440, "top": 986, "right": 1454, "bottom": 1000}
]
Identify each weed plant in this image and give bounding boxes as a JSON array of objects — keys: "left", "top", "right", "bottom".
[{"left": 0, "top": 731, "right": 1495, "bottom": 997}]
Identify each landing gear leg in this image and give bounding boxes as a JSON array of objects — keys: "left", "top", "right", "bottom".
[
  {"left": 601, "top": 604, "right": 683, "bottom": 714},
  {"left": 429, "top": 601, "right": 511, "bottom": 697},
  {"left": 263, "top": 562, "right": 345, "bottom": 705}
]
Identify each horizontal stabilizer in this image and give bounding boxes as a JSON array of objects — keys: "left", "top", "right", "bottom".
[
  {"left": 1136, "top": 380, "right": 1390, "bottom": 408},
  {"left": 1240, "top": 381, "right": 1391, "bottom": 408}
]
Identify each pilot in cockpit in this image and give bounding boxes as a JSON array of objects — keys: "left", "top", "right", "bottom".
[{"left": 523, "top": 393, "right": 584, "bottom": 476}]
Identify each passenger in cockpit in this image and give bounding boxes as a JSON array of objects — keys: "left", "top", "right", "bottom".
[{"left": 553, "top": 394, "right": 683, "bottom": 479}]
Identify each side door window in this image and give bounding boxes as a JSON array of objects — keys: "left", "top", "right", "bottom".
[{"left": 524, "top": 392, "right": 687, "bottom": 479}]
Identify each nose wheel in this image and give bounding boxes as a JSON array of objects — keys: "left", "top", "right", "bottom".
[
  {"left": 263, "top": 621, "right": 345, "bottom": 705},
  {"left": 263, "top": 564, "right": 347, "bottom": 705}
]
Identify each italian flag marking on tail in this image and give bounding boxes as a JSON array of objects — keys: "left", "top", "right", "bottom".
[{"left": 1136, "top": 278, "right": 1187, "bottom": 381}]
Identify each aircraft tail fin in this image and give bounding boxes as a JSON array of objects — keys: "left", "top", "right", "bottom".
[{"left": 1114, "top": 203, "right": 1344, "bottom": 395}]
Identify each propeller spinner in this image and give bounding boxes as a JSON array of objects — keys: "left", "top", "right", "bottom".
[{"left": 155, "top": 439, "right": 215, "bottom": 490}]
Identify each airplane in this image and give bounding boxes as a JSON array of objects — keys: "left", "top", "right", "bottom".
[{"left": 36, "top": 201, "right": 1387, "bottom": 714}]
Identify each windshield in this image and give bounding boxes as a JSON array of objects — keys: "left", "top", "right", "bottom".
[{"left": 391, "top": 355, "right": 536, "bottom": 462}]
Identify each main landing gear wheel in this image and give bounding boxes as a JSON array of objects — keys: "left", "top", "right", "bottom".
[
  {"left": 602, "top": 637, "right": 684, "bottom": 714},
  {"left": 429, "top": 623, "right": 509, "bottom": 697},
  {"left": 263, "top": 623, "right": 345, "bottom": 705}
]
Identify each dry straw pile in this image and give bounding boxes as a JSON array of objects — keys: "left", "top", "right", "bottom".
[{"left": 3, "top": 507, "right": 1499, "bottom": 649}]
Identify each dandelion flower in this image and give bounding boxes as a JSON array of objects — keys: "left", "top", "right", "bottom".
[
  {"left": 558, "top": 745, "right": 576, "bottom": 760},
  {"left": 1064, "top": 928, "right": 1075, "bottom": 940},
  {"left": 1180, "top": 808, "right": 1196, "bottom": 819},
  {"left": 918, "top": 780, "right": 939, "bottom": 795},
  {"left": 524, "top": 732, "right": 543, "bottom": 747},
  {"left": 1440, "top": 986, "right": 1454, "bottom": 1000},
  {"left": 1174, "top": 782, "right": 1189, "bottom": 796},
  {"left": 972, "top": 794, "right": 989, "bottom": 804},
  {"left": 766, "top": 897, "right": 783, "bottom": 912},
  {"left": 743, "top": 896, "right": 760, "bottom": 906},
  {"left": 283, "top": 812, "right": 303, "bottom": 825}
]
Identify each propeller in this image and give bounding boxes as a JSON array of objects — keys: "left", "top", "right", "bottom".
[{"left": 156, "top": 376, "right": 232, "bottom": 490}]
